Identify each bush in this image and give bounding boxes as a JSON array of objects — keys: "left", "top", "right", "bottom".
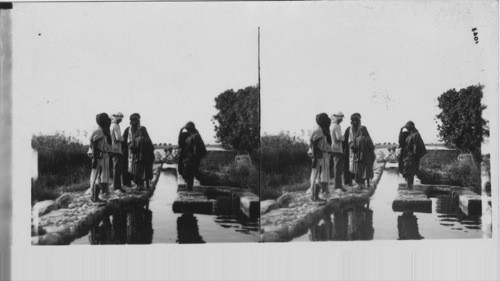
[
  {"left": 198, "top": 161, "right": 259, "bottom": 195},
  {"left": 32, "top": 133, "right": 91, "bottom": 203},
  {"left": 418, "top": 160, "right": 481, "bottom": 194},
  {"left": 259, "top": 132, "right": 311, "bottom": 200},
  {"left": 260, "top": 132, "right": 309, "bottom": 175}
]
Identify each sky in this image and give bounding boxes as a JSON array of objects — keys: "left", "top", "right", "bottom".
[
  {"left": 12, "top": 1, "right": 498, "bottom": 146},
  {"left": 13, "top": 2, "right": 260, "bottom": 145},
  {"left": 259, "top": 1, "right": 498, "bottom": 145}
]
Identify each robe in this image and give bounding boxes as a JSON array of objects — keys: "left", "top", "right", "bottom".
[
  {"left": 181, "top": 131, "right": 207, "bottom": 179},
  {"left": 348, "top": 125, "right": 369, "bottom": 173},
  {"left": 127, "top": 126, "right": 141, "bottom": 175},
  {"left": 353, "top": 134, "right": 375, "bottom": 181},
  {"left": 401, "top": 130, "right": 427, "bottom": 178},
  {"left": 133, "top": 135, "right": 155, "bottom": 182}
]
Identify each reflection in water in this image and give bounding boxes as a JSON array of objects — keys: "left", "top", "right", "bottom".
[
  {"left": 176, "top": 213, "right": 205, "bottom": 244},
  {"left": 309, "top": 205, "right": 374, "bottom": 241},
  {"left": 89, "top": 206, "right": 153, "bottom": 245},
  {"left": 397, "top": 212, "right": 423, "bottom": 240},
  {"left": 434, "top": 195, "right": 482, "bottom": 230},
  {"left": 214, "top": 215, "right": 260, "bottom": 235}
]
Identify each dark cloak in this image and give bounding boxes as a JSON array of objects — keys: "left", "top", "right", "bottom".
[
  {"left": 181, "top": 130, "right": 207, "bottom": 179},
  {"left": 342, "top": 127, "right": 352, "bottom": 184},
  {"left": 401, "top": 129, "right": 427, "bottom": 178},
  {"left": 397, "top": 127, "right": 410, "bottom": 175},
  {"left": 133, "top": 127, "right": 155, "bottom": 182},
  {"left": 353, "top": 128, "right": 375, "bottom": 181},
  {"left": 177, "top": 128, "right": 190, "bottom": 176}
]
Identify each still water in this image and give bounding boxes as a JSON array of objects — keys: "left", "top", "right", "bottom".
[
  {"left": 292, "top": 167, "right": 487, "bottom": 241},
  {"left": 72, "top": 170, "right": 259, "bottom": 244}
]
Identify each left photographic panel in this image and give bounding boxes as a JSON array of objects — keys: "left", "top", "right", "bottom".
[{"left": 20, "top": 2, "right": 260, "bottom": 245}]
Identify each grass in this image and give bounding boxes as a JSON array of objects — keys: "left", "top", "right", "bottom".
[
  {"left": 259, "top": 133, "right": 311, "bottom": 200},
  {"left": 418, "top": 158, "right": 481, "bottom": 194},
  {"left": 32, "top": 134, "right": 91, "bottom": 204},
  {"left": 198, "top": 159, "right": 259, "bottom": 195}
]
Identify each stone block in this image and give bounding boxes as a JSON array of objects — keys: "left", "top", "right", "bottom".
[
  {"left": 56, "top": 193, "right": 73, "bottom": 208},
  {"left": 459, "top": 194, "right": 482, "bottom": 216},
  {"left": 393, "top": 190, "right": 432, "bottom": 213},
  {"left": 240, "top": 192, "right": 259, "bottom": 218},
  {"left": 172, "top": 196, "right": 215, "bottom": 215},
  {"left": 260, "top": 200, "right": 279, "bottom": 215},
  {"left": 277, "top": 193, "right": 293, "bottom": 208},
  {"left": 32, "top": 200, "right": 59, "bottom": 217}
]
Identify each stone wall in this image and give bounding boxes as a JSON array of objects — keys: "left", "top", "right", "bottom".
[{"left": 420, "top": 148, "right": 460, "bottom": 166}]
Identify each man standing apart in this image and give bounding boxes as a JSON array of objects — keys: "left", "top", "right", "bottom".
[
  {"left": 182, "top": 122, "right": 207, "bottom": 191},
  {"left": 331, "top": 112, "right": 347, "bottom": 192},
  {"left": 399, "top": 121, "right": 426, "bottom": 190},
  {"left": 111, "top": 112, "right": 126, "bottom": 193}
]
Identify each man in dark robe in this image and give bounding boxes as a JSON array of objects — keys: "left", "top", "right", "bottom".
[
  {"left": 133, "top": 126, "right": 155, "bottom": 190},
  {"left": 122, "top": 126, "right": 132, "bottom": 187},
  {"left": 400, "top": 121, "right": 427, "bottom": 189},
  {"left": 127, "top": 113, "right": 142, "bottom": 186},
  {"left": 177, "top": 127, "right": 190, "bottom": 178},
  {"left": 342, "top": 127, "right": 352, "bottom": 186},
  {"left": 181, "top": 122, "right": 207, "bottom": 191},
  {"left": 352, "top": 126, "right": 375, "bottom": 189},
  {"left": 397, "top": 126, "right": 410, "bottom": 176}
]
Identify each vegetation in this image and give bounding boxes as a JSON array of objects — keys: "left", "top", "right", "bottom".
[
  {"left": 418, "top": 159, "right": 481, "bottom": 194},
  {"left": 436, "top": 84, "right": 489, "bottom": 163},
  {"left": 259, "top": 132, "right": 311, "bottom": 200},
  {"left": 198, "top": 159, "right": 259, "bottom": 195},
  {"left": 483, "top": 154, "right": 491, "bottom": 196},
  {"left": 31, "top": 133, "right": 91, "bottom": 204},
  {"left": 212, "top": 86, "right": 260, "bottom": 153}
]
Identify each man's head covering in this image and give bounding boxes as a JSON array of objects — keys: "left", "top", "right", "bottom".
[
  {"left": 405, "top": 121, "right": 415, "bottom": 131},
  {"left": 315, "top": 113, "right": 331, "bottom": 128},
  {"left": 96, "top": 113, "right": 111, "bottom": 128},
  {"left": 351, "top": 113, "right": 361, "bottom": 120},
  {"left": 112, "top": 111, "right": 124, "bottom": 122},
  {"left": 333, "top": 112, "right": 344, "bottom": 118},
  {"left": 185, "top": 121, "right": 195, "bottom": 130},
  {"left": 130, "top": 113, "right": 141, "bottom": 120},
  {"left": 331, "top": 111, "right": 344, "bottom": 123},
  {"left": 138, "top": 126, "right": 150, "bottom": 139}
]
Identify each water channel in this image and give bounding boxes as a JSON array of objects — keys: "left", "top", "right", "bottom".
[
  {"left": 72, "top": 169, "right": 259, "bottom": 244},
  {"left": 292, "top": 166, "right": 488, "bottom": 241}
]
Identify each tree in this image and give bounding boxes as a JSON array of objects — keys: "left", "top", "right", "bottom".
[
  {"left": 436, "top": 84, "right": 489, "bottom": 162},
  {"left": 212, "top": 86, "right": 260, "bottom": 153}
]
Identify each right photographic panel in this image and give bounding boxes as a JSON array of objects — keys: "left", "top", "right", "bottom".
[{"left": 259, "top": 1, "right": 496, "bottom": 242}]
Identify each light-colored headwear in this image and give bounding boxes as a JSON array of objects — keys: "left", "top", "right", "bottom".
[
  {"left": 333, "top": 111, "right": 344, "bottom": 118},
  {"left": 112, "top": 111, "right": 124, "bottom": 120}
]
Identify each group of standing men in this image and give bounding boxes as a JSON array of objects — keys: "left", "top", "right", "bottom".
[
  {"left": 309, "top": 112, "right": 375, "bottom": 202},
  {"left": 309, "top": 112, "right": 427, "bottom": 202},
  {"left": 88, "top": 112, "right": 155, "bottom": 203}
]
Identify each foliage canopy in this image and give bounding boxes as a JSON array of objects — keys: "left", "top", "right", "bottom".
[
  {"left": 436, "top": 84, "right": 488, "bottom": 161},
  {"left": 212, "top": 86, "right": 260, "bottom": 153}
]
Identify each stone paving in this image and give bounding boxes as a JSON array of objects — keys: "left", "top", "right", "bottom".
[
  {"left": 31, "top": 164, "right": 162, "bottom": 245},
  {"left": 260, "top": 162, "right": 386, "bottom": 242}
]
